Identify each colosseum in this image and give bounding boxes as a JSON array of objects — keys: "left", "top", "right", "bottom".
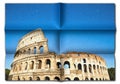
[{"left": 9, "top": 29, "right": 110, "bottom": 81}]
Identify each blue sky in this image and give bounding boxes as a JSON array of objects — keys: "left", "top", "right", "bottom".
[{"left": 5, "top": 3, "right": 115, "bottom": 69}]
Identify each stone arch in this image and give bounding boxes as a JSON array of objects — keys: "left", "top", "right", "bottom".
[
  {"left": 34, "top": 47, "right": 36, "bottom": 54},
  {"left": 85, "top": 77, "right": 89, "bottom": 80},
  {"left": 54, "top": 77, "right": 60, "bottom": 81},
  {"left": 57, "top": 62, "right": 61, "bottom": 68},
  {"left": 36, "top": 77, "right": 40, "bottom": 80},
  {"left": 78, "top": 63, "right": 82, "bottom": 70},
  {"left": 89, "top": 64, "right": 92, "bottom": 73},
  {"left": 74, "top": 77, "right": 79, "bottom": 81},
  {"left": 65, "top": 77, "right": 71, "bottom": 81},
  {"left": 28, "top": 48, "right": 31, "bottom": 54},
  {"left": 39, "top": 46, "right": 44, "bottom": 54},
  {"left": 18, "top": 76, "right": 20, "bottom": 80},
  {"left": 23, "top": 50, "right": 26, "bottom": 54},
  {"left": 90, "top": 78, "right": 94, "bottom": 80},
  {"left": 38, "top": 60, "right": 42, "bottom": 69},
  {"left": 25, "top": 62, "right": 28, "bottom": 70},
  {"left": 99, "top": 78, "right": 101, "bottom": 80},
  {"left": 46, "top": 59, "right": 51, "bottom": 69},
  {"left": 30, "top": 61, "right": 34, "bottom": 69},
  {"left": 83, "top": 59, "right": 86, "bottom": 63},
  {"left": 93, "top": 65, "right": 95, "bottom": 70},
  {"left": 29, "top": 77, "right": 32, "bottom": 80},
  {"left": 45, "top": 76, "right": 50, "bottom": 80},
  {"left": 64, "top": 61, "right": 70, "bottom": 68},
  {"left": 96, "top": 78, "right": 98, "bottom": 80},
  {"left": 84, "top": 64, "right": 87, "bottom": 73}
]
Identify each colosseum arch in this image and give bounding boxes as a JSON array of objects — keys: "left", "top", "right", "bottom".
[
  {"left": 34, "top": 47, "right": 36, "bottom": 54},
  {"left": 38, "top": 60, "right": 42, "bottom": 69},
  {"left": 30, "top": 61, "right": 34, "bottom": 69},
  {"left": 57, "top": 62, "right": 61, "bottom": 68},
  {"left": 84, "top": 64, "right": 87, "bottom": 73},
  {"left": 18, "top": 76, "right": 20, "bottom": 80},
  {"left": 39, "top": 46, "right": 44, "bottom": 54},
  {"left": 89, "top": 64, "right": 92, "bottom": 73},
  {"left": 29, "top": 77, "right": 32, "bottom": 80},
  {"left": 78, "top": 63, "right": 82, "bottom": 70},
  {"left": 96, "top": 78, "right": 98, "bottom": 80},
  {"left": 25, "top": 62, "right": 28, "bottom": 70},
  {"left": 65, "top": 77, "right": 71, "bottom": 81},
  {"left": 46, "top": 59, "right": 51, "bottom": 69},
  {"left": 93, "top": 65, "right": 96, "bottom": 70},
  {"left": 64, "top": 61, "right": 70, "bottom": 68},
  {"left": 74, "top": 77, "right": 79, "bottom": 81},
  {"left": 90, "top": 78, "right": 94, "bottom": 80},
  {"left": 28, "top": 48, "right": 31, "bottom": 54},
  {"left": 36, "top": 77, "right": 40, "bottom": 80},
  {"left": 85, "top": 77, "right": 89, "bottom": 80},
  {"left": 83, "top": 59, "right": 86, "bottom": 63},
  {"left": 45, "top": 76, "right": 50, "bottom": 80},
  {"left": 54, "top": 77, "right": 60, "bottom": 81}
]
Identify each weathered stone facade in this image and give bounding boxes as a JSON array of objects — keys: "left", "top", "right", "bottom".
[{"left": 9, "top": 29, "right": 110, "bottom": 81}]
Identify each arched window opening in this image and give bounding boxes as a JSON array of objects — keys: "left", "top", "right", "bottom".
[
  {"left": 90, "top": 78, "right": 94, "bottom": 81},
  {"left": 30, "top": 61, "right": 34, "bottom": 69},
  {"left": 96, "top": 78, "right": 98, "bottom": 80},
  {"left": 25, "top": 62, "right": 28, "bottom": 70},
  {"left": 99, "top": 78, "right": 101, "bottom": 80},
  {"left": 85, "top": 77, "right": 89, "bottom": 80},
  {"left": 39, "top": 46, "right": 44, "bottom": 54},
  {"left": 38, "top": 60, "right": 42, "bottom": 69},
  {"left": 46, "top": 59, "right": 51, "bottom": 69},
  {"left": 84, "top": 64, "right": 87, "bottom": 73},
  {"left": 45, "top": 76, "right": 50, "bottom": 80},
  {"left": 29, "top": 77, "right": 32, "bottom": 81},
  {"left": 74, "top": 77, "right": 79, "bottom": 81},
  {"left": 78, "top": 63, "right": 82, "bottom": 70},
  {"left": 89, "top": 64, "right": 92, "bottom": 73},
  {"left": 64, "top": 61, "right": 70, "bottom": 69},
  {"left": 36, "top": 77, "right": 40, "bottom": 80},
  {"left": 54, "top": 77, "right": 60, "bottom": 81},
  {"left": 93, "top": 65, "right": 95, "bottom": 70},
  {"left": 18, "top": 76, "right": 20, "bottom": 80},
  {"left": 28, "top": 48, "right": 31, "bottom": 54},
  {"left": 24, "top": 50, "right": 26, "bottom": 54},
  {"left": 83, "top": 59, "right": 86, "bottom": 63},
  {"left": 65, "top": 77, "right": 71, "bottom": 81},
  {"left": 57, "top": 62, "right": 61, "bottom": 68},
  {"left": 34, "top": 47, "right": 36, "bottom": 54},
  {"left": 97, "top": 65, "right": 99, "bottom": 69}
]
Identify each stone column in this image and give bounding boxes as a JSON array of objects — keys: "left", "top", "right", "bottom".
[
  {"left": 42, "top": 59, "right": 45, "bottom": 69},
  {"left": 43, "top": 42, "right": 48, "bottom": 53},
  {"left": 36, "top": 46, "right": 40, "bottom": 54},
  {"left": 91, "top": 64, "right": 94, "bottom": 75}
]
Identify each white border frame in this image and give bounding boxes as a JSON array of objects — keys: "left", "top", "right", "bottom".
[{"left": 0, "top": 0, "right": 120, "bottom": 84}]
